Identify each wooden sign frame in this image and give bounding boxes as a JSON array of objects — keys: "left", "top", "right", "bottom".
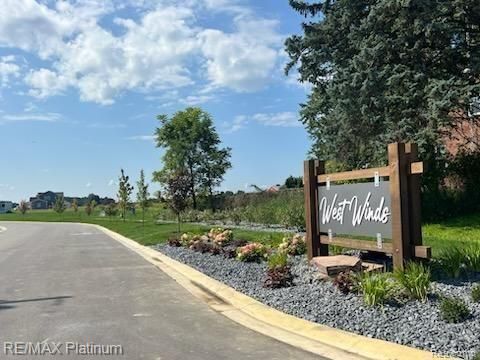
[{"left": 304, "top": 142, "right": 431, "bottom": 270}]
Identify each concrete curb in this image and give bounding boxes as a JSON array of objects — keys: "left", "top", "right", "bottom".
[{"left": 89, "top": 224, "right": 442, "bottom": 360}]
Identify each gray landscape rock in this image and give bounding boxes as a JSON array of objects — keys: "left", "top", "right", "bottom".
[{"left": 156, "top": 244, "right": 480, "bottom": 358}]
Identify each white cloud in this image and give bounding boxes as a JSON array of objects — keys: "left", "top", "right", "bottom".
[
  {"left": 86, "top": 182, "right": 92, "bottom": 188},
  {"left": 251, "top": 112, "right": 300, "bottom": 127},
  {"left": 226, "top": 111, "right": 300, "bottom": 133},
  {"left": 0, "top": 112, "right": 61, "bottom": 123},
  {"left": 198, "top": 17, "right": 282, "bottom": 92},
  {"left": 108, "top": 179, "right": 117, "bottom": 187},
  {"left": 127, "top": 135, "right": 155, "bottom": 141},
  {"left": 0, "top": 0, "right": 284, "bottom": 104},
  {"left": 0, "top": 56, "right": 20, "bottom": 87},
  {"left": 87, "top": 122, "right": 126, "bottom": 129},
  {"left": 180, "top": 95, "right": 214, "bottom": 105}
]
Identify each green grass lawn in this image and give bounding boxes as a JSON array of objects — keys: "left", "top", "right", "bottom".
[
  {"left": 0, "top": 208, "right": 285, "bottom": 247},
  {"left": 1, "top": 208, "right": 479, "bottom": 257}
]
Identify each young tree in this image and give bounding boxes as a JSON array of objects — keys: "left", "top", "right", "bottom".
[
  {"left": 164, "top": 171, "right": 191, "bottom": 234},
  {"left": 118, "top": 169, "right": 134, "bottom": 222},
  {"left": 53, "top": 195, "right": 66, "bottom": 215},
  {"left": 104, "top": 202, "right": 118, "bottom": 218},
  {"left": 136, "top": 169, "right": 150, "bottom": 228},
  {"left": 285, "top": 0, "right": 480, "bottom": 190},
  {"left": 72, "top": 198, "right": 79, "bottom": 213},
  {"left": 153, "top": 107, "right": 231, "bottom": 210},
  {"left": 18, "top": 200, "right": 28, "bottom": 215},
  {"left": 85, "top": 200, "right": 94, "bottom": 216}
]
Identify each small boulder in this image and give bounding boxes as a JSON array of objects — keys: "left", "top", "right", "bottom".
[{"left": 311, "top": 255, "right": 362, "bottom": 276}]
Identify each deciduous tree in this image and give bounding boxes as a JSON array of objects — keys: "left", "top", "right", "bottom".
[
  {"left": 136, "top": 169, "right": 150, "bottom": 228},
  {"left": 153, "top": 107, "right": 231, "bottom": 210},
  {"left": 53, "top": 195, "right": 66, "bottom": 215},
  {"left": 18, "top": 200, "right": 28, "bottom": 215},
  {"left": 72, "top": 198, "right": 79, "bottom": 213},
  {"left": 164, "top": 171, "right": 191, "bottom": 234},
  {"left": 118, "top": 169, "right": 134, "bottom": 222}
]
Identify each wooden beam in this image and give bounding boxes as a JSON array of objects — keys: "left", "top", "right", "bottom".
[
  {"left": 316, "top": 162, "right": 422, "bottom": 183},
  {"left": 388, "top": 143, "right": 411, "bottom": 270},
  {"left": 304, "top": 160, "right": 327, "bottom": 260},
  {"left": 405, "top": 144, "right": 423, "bottom": 248},
  {"left": 414, "top": 245, "right": 431, "bottom": 259},
  {"left": 317, "top": 166, "right": 389, "bottom": 183},
  {"left": 319, "top": 235, "right": 393, "bottom": 253},
  {"left": 410, "top": 161, "right": 423, "bottom": 175}
]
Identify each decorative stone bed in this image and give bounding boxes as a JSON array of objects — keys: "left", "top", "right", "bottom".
[{"left": 155, "top": 244, "right": 480, "bottom": 359}]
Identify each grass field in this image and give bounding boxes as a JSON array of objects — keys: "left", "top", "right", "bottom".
[
  {"left": 0, "top": 208, "right": 286, "bottom": 247},
  {"left": 1, "top": 208, "right": 479, "bottom": 257}
]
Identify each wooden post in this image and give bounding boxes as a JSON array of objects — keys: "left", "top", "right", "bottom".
[
  {"left": 388, "top": 143, "right": 411, "bottom": 270},
  {"left": 405, "top": 143, "right": 423, "bottom": 249},
  {"left": 304, "top": 160, "right": 328, "bottom": 260}
]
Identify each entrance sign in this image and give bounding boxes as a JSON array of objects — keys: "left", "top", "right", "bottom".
[
  {"left": 318, "top": 181, "right": 392, "bottom": 239},
  {"left": 304, "top": 143, "right": 431, "bottom": 270}
]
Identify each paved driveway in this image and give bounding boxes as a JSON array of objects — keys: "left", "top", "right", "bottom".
[{"left": 0, "top": 222, "right": 324, "bottom": 359}]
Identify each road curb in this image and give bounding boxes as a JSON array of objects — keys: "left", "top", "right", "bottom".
[{"left": 89, "top": 224, "right": 443, "bottom": 360}]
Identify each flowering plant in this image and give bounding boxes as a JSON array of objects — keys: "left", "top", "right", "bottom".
[
  {"left": 208, "top": 227, "right": 233, "bottom": 246},
  {"left": 278, "top": 234, "right": 307, "bottom": 256},
  {"left": 236, "top": 242, "right": 268, "bottom": 262}
]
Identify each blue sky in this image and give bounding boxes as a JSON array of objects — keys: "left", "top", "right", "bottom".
[{"left": 0, "top": 0, "right": 312, "bottom": 202}]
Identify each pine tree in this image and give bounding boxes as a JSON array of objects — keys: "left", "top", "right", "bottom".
[{"left": 285, "top": 0, "right": 480, "bottom": 191}]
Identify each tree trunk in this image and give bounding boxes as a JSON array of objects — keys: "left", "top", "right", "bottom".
[
  {"left": 177, "top": 213, "right": 181, "bottom": 236},
  {"left": 188, "top": 162, "right": 197, "bottom": 209},
  {"left": 209, "top": 186, "right": 215, "bottom": 212}
]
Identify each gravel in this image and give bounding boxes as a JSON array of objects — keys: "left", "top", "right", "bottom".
[{"left": 155, "top": 244, "right": 480, "bottom": 359}]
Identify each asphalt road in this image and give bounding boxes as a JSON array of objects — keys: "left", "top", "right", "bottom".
[{"left": 0, "top": 222, "right": 324, "bottom": 360}]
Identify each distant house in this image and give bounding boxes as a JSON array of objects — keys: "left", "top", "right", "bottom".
[
  {"left": 30, "top": 198, "right": 49, "bottom": 210},
  {"left": 0, "top": 201, "right": 13, "bottom": 213},
  {"left": 29, "top": 191, "right": 64, "bottom": 209}
]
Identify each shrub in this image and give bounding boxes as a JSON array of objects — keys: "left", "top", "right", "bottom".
[
  {"left": 264, "top": 252, "right": 293, "bottom": 288},
  {"left": 268, "top": 251, "right": 288, "bottom": 269},
  {"left": 278, "top": 234, "right": 307, "bottom": 256},
  {"left": 189, "top": 238, "right": 211, "bottom": 253},
  {"left": 473, "top": 351, "right": 480, "bottom": 360},
  {"left": 180, "top": 233, "right": 194, "bottom": 247},
  {"left": 464, "top": 243, "right": 480, "bottom": 273},
  {"left": 354, "top": 272, "right": 395, "bottom": 307},
  {"left": 237, "top": 243, "right": 268, "bottom": 262},
  {"left": 438, "top": 247, "right": 465, "bottom": 278},
  {"left": 279, "top": 206, "right": 305, "bottom": 230},
  {"left": 439, "top": 296, "right": 470, "bottom": 323},
  {"left": 333, "top": 271, "right": 356, "bottom": 294},
  {"left": 208, "top": 227, "right": 233, "bottom": 247},
  {"left": 222, "top": 239, "right": 248, "bottom": 259},
  {"left": 167, "top": 237, "right": 181, "bottom": 247},
  {"left": 393, "top": 261, "right": 431, "bottom": 302},
  {"left": 472, "top": 284, "right": 480, "bottom": 303}
]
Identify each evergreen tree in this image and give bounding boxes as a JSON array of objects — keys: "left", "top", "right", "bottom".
[{"left": 285, "top": 0, "right": 480, "bottom": 190}]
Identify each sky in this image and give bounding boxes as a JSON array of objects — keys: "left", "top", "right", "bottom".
[{"left": 0, "top": 0, "right": 312, "bottom": 202}]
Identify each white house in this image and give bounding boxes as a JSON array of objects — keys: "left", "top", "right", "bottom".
[{"left": 0, "top": 201, "right": 13, "bottom": 214}]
